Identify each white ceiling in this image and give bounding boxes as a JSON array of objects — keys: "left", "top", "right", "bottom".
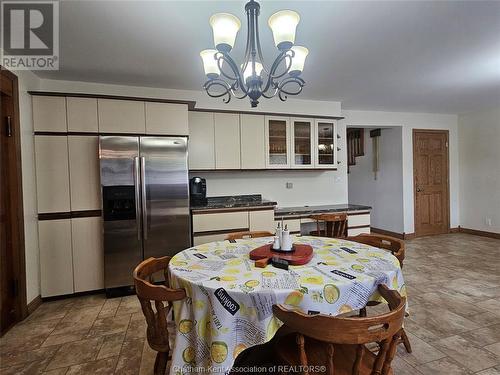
[{"left": 36, "top": 1, "right": 500, "bottom": 114}]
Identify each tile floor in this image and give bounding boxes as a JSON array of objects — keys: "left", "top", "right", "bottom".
[{"left": 1, "top": 233, "right": 499, "bottom": 374}]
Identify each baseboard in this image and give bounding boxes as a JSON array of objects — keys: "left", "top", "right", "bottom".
[
  {"left": 449, "top": 227, "right": 460, "bottom": 233},
  {"left": 27, "top": 295, "right": 42, "bottom": 315},
  {"left": 403, "top": 233, "right": 416, "bottom": 240},
  {"left": 458, "top": 226, "right": 500, "bottom": 239},
  {"left": 370, "top": 227, "right": 405, "bottom": 239}
]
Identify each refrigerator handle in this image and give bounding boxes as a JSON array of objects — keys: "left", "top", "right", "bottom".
[
  {"left": 141, "top": 156, "right": 148, "bottom": 240},
  {"left": 134, "top": 157, "right": 142, "bottom": 241}
]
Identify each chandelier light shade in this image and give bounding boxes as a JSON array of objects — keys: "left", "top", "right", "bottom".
[{"left": 200, "top": 0, "right": 308, "bottom": 107}]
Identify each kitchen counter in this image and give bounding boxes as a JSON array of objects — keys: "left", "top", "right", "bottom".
[
  {"left": 191, "top": 194, "right": 277, "bottom": 213},
  {"left": 275, "top": 204, "right": 371, "bottom": 219}
]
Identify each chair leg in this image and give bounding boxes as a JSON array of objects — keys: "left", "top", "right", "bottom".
[
  {"left": 359, "top": 307, "right": 367, "bottom": 317},
  {"left": 400, "top": 329, "right": 412, "bottom": 353},
  {"left": 154, "top": 351, "right": 169, "bottom": 375}
]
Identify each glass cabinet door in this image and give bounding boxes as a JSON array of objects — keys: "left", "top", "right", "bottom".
[
  {"left": 266, "top": 117, "right": 290, "bottom": 168},
  {"left": 291, "top": 118, "right": 314, "bottom": 168},
  {"left": 315, "top": 120, "right": 337, "bottom": 168}
]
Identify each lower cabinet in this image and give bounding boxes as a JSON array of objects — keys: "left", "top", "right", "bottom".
[{"left": 39, "top": 217, "right": 104, "bottom": 297}]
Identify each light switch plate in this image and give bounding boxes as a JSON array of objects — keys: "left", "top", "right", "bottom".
[{"left": 286, "top": 182, "right": 293, "bottom": 189}]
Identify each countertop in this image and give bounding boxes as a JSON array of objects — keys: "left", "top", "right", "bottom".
[
  {"left": 190, "top": 194, "right": 277, "bottom": 212},
  {"left": 275, "top": 204, "right": 371, "bottom": 218}
]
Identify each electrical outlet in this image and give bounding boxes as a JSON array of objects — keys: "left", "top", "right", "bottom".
[
  {"left": 286, "top": 182, "right": 293, "bottom": 189},
  {"left": 334, "top": 176, "right": 342, "bottom": 183},
  {"left": 485, "top": 217, "right": 492, "bottom": 226}
]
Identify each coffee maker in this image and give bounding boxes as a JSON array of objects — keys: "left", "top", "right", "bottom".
[{"left": 189, "top": 177, "right": 207, "bottom": 205}]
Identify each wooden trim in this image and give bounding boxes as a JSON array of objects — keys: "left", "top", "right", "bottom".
[
  {"left": 191, "top": 206, "right": 275, "bottom": 215},
  {"left": 458, "top": 227, "right": 500, "bottom": 239},
  {"left": 193, "top": 227, "right": 249, "bottom": 236},
  {"left": 412, "top": 129, "right": 450, "bottom": 237},
  {"left": 41, "top": 288, "right": 105, "bottom": 302},
  {"left": 1, "top": 67, "right": 28, "bottom": 322},
  {"left": 348, "top": 224, "right": 371, "bottom": 230},
  {"left": 38, "top": 210, "right": 102, "bottom": 221},
  {"left": 403, "top": 233, "right": 416, "bottom": 240},
  {"left": 347, "top": 211, "right": 371, "bottom": 216},
  {"left": 370, "top": 227, "right": 405, "bottom": 240},
  {"left": 28, "top": 91, "right": 196, "bottom": 109},
  {"left": 449, "top": 227, "right": 460, "bottom": 233},
  {"left": 190, "top": 107, "right": 344, "bottom": 120},
  {"left": 369, "top": 128, "right": 381, "bottom": 138},
  {"left": 26, "top": 295, "right": 42, "bottom": 315},
  {"left": 189, "top": 168, "right": 337, "bottom": 172},
  {"left": 34, "top": 131, "right": 189, "bottom": 137}
]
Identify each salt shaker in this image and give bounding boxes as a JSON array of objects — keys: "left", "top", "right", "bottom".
[{"left": 273, "top": 223, "right": 282, "bottom": 250}]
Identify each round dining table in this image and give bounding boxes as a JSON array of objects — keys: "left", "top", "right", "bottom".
[{"left": 167, "top": 235, "right": 406, "bottom": 375}]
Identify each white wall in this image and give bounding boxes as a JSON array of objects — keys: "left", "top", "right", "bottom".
[
  {"left": 342, "top": 110, "right": 459, "bottom": 234},
  {"left": 14, "top": 70, "right": 42, "bottom": 304},
  {"left": 458, "top": 107, "right": 500, "bottom": 233},
  {"left": 348, "top": 127, "right": 404, "bottom": 233}
]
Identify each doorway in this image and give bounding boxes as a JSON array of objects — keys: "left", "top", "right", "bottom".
[
  {"left": 1, "top": 67, "right": 27, "bottom": 335},
  {"left": 413, "top": 129, "right": 450, "bottom": 236}
]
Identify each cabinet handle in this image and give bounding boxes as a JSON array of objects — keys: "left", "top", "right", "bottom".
[
  {"left": 141, "top": 157, "right": 148, "bottom": 240},
  {"left": 134, "top": 157, "right": 142, "bottom": 241},
  {"left": 5, "top": 116, "right": 12, "bottom": 137}
]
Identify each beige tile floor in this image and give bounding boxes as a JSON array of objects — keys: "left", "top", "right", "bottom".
[{"left": 1, "top": 233, "right": 499, "bottom": 374}]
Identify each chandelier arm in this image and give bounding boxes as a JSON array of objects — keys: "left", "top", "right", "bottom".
[
  {"left": 261, "top": 50, "right": 293, "bottom": 94},
  {"left": 254, "top": 7, "right": 270, "bottom": 74},
  {"left": 203, "top": 79, "right": 233, "bottom": 104},
  {"left": 240, "top": 11, "right": 252, "bottom": 74},
  {"left": 276, "top": 76, "right": 306, "bottom": 102},
  {"left": 229, "top": 80, "right": 249, "bottom": 99},
  {"left": 219, "top": 52, "right": 249, "bottom": 94},
  {"left": 215, "top": 53, "right": 238, "bottom": 82}
]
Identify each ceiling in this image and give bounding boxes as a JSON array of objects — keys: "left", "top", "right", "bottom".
[{"left": 36, "top": 1, "right": 500, "bottom": 114}]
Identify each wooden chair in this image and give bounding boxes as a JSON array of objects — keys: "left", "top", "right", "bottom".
[
  {"left": 272, "top": 285, "right": 406, "bottom": 375},
  {"left": 309, "top": 213, "right": 348, "bottom": 238},
  {"left": 347, "top": 233, "right": 411, "bottom": 353},
  {"left": 133, "top": 256, "right": 186, "bottom": 375},
  {"left": 225, "top": 230, "right": 274, "bottom": 240}
]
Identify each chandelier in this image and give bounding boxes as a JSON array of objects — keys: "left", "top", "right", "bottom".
[{"left": 200, "top": 0, "right": 309, "bottom": 108}]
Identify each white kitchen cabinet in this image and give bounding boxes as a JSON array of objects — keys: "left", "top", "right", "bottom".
[
  {"left": 282, "top": 218, "right": 301, "bottom": 233},
  {"left": 214, "top": 113, "right": 241, "bottom": 169},
  {"left": 68, "top": 136, "right": 101, "bottom": 210},
  {"left": 249, "top": 209, "right": 275, "bottom": 232},
  {"left": 240, "top": 114, "right": 266, "bottom": 169},
  {"left": 192, "top": 211, "right": 249, "bottom": 233},
  {"left": 291, "top": 118, "right": 315, "bottom": 168},
  {"left": 193, "top": 233, "right": 227, "bottom": 246},
  {"left": 33, "top": 96, "right": 67, "bottom": 132},
  {"left": 145, "top": 102, "right": 188, "bottom": 135},
  {"left": 39, "top": 219, "right": 74, "bottom": 297},
  {"left": 66, "top": 97, "right": 98, "bottom": 132},
  {"left": 35, "top": 136, "right": 71, "bottom": 213},
  {"left": 347, "top": 227, "right": 371, "bottom": 236},
  {"left": 265, "top": 116, "right": 290, "bottom": 168},
  {"left": 188, "top": 112, "right": 215, "bottom": 169},
  {"left": 314, "top": 119, "right": 337, "bottom": 168},
  {"left": 71, "top": 217, "right": 104, "bottom": 292},
  {"left": 98, "top": 99, "right": 145, "bottom": 133}
]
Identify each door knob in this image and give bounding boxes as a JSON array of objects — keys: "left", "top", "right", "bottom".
[{"left": 416, "top": 187, "right": 422, "bottom": 192}]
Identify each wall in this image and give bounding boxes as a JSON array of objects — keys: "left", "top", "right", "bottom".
[
  {"left": 458, "top": 108, "right": 500, "bottom": 233},
  {"left": 348, "top": 127, "right": 404, "bottom": 233},
  {"left": 14, "top": 70, "right": 42, "bottom": 304},
  {"left": 342, "top": 110, "right": 459, "bottom": 235}
]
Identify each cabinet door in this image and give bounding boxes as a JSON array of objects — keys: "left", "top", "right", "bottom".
[
  {"left": 145, "top": 102, "right": 188, "bottom": 135},
  {"left": 215, "top": 113, "right": 240, "bottom": 169},
  {"left": 33, "top": 96, "right": 67, "bottom": 132},
  {"left": 68, "top": 136, "right": 101, "bottom": 210},
  {"left": 71, "top": 217, "right": 104, "bottom": 292},
  {"left": 188, "top": 112, "right": 215, "bottom": 170},
  {"left": 249, "top": 210, "right": 275, "bottom": 232},
  {"left": 98, "top": 99, "right": 145, "bottom": 133},
  {"left": 35, "top": 136, "right": 71, "bottom": 213},
  {"left": 39, "top": 219, "right": 74, "bottom": 297},
  {"left": 314, "top": 119, "right": 337, "bottom": 168},
  {"left": 291, "top": 118, "right": 314, "bottom": 168},
  {"left": 265, "top": 116, "right": 290, "bottom": 168},
  {"left": 67, "top": 97, "right": 98, "bottom": 132},
  {"left": 240, "top": 114, "right": 266, "bottom": 169}
]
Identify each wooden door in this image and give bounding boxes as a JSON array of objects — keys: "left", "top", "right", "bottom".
[
  {"left": 1, "top": 68, "right": 26, "bottom": 335},
  {"left": 413, "top": 130, "right": 450, "bottom": 236}
]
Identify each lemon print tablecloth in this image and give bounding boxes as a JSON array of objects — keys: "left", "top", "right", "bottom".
[{"left": 168, "top": 235, "right": 406, "bottom": 375}]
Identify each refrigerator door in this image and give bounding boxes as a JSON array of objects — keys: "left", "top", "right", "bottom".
[
  {"left": 100, "top": 136, "right": 143, "bottom": 289},
  {"left": 139, "top": 137, "right": 191, "bottom": 258}
]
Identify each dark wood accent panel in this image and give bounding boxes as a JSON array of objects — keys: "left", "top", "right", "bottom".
[
  {"left": 347, "top": 211, "right": 371, "bottom": 216},
  {"left": 38, "top": 210, "right": 102, "bottom": 221},
  {"left": 35, "top": 131, "right": 189, "bottom": 137},
  {"left": 458, "top": 227, "right": 500, "bottom": 239},
  {"left": 26, "top": 295, "right": 42, "bottom": 315},
  {"left": 369, "top": 128, "right": 381, "bottom": 138},
  {"left": 28, "top": 91, "right": 196, "bottom": 109},
  {"left": 370, "top": 227, "right": 405, "bottom": 240},
  {"left": 347, "top": 224, "right": 371, "bottom": 230},
  {"left": 191, "top": 206, "right": 275, "bottom": 215},
  {"left": 190, "top": 107, "right": 344, "bottom": 120},
  {"left": 193, "top": 227, "right": 249, "bottom": 236}
]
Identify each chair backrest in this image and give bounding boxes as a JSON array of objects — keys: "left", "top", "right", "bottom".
[
  {"left": 309, "top": 213, "right": 348, "bottom": 238},
  {"left": 133, "top": 256, "right": 186, "bottom": 353},
  {"left": 225, "top": 230, "right": 274, "bottom": 240},
  {"left": 273, "top": 285, "right": 405, "bottom": 375},
  {"left": 347, "top": 233, "right": 405, "bottom": 267}
]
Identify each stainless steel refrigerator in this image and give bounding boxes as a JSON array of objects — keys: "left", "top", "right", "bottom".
[{"left": 99, "top": 136, "right": 191, "bottom": 292}]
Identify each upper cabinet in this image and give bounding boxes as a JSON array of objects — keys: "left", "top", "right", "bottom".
[
  {"left": 240, "top": 114, "right": 266, "bottom": 169},
  {"left": 67, "top": 97, "right": 98, "bottom": 132},
  {"left": 291, "top": 118, "right": 314, "bottom": 169},
  {"left": 98, "top": 99, "right": 146, "bottom": 133},
  {"left": 314, "top": 119, "right": 337, "bottom": 168},
  {"left": 265, "top": 116, "right": 290, "bottom": 169},
  {"left": 188, "top": 112, "right": 215, "bottom": 170},
  {"left": 214, "top": 113, "right": 240, "bottom": 169},
  {"left": 145, "top": 102, "right": 188, "bottom": 135},
  {"left": 33, "top": 96, "right": 67, "bottom": 132}
]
